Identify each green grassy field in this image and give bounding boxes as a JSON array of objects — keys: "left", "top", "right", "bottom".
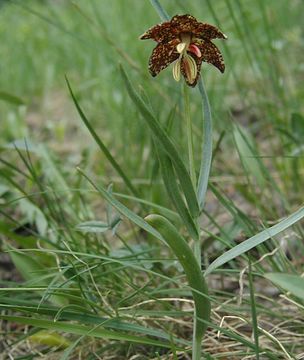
[{"left": 0, "top": 0, "right": 304, "bottom": 359}]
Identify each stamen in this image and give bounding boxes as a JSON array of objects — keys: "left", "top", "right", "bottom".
[
  {"left": 183, "top": 54, "right": 197, "bottom": 84},
  {"left": 172, "top": 59, "right": 181, "bottom": 82}
]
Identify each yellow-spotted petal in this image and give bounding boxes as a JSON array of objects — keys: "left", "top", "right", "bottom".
[{"left": 148, "top": 39, "right": 180, "bottom": 77}]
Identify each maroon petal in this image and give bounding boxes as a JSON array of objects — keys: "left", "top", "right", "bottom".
[
  {"left": 169, "top": 14, "right": 200, "bottom": 38},
  {"left": 140, "top": 15, "right": 198, "bottom": 43},
  {"left": 194, "top": 22, "right": 227, "bottom": 40},
  {"left": 195, "top": 39, "right": 225, "bottom": 73},
  {"left": 140, "top": 14, "right": 216, "bottom": 43},
  {"left": 148, "top": 39, "right": 179, "bottom": 77},
  {"left": 140, "top": 20, "right": 173, "bottom": 42}
]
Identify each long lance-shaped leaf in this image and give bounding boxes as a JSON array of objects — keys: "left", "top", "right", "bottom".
[
  {"left": 65, "top": 76, "right": 139, "bottom": 198},
  {"left": 205, "top": 206, "right": 304, "bottom": 275},
  {"left": 0, "top": 300, "right": 189, "bottom": 345},
  {"left": 145, "top": 215, "right": 210, "bottom": 342},
  {"left": 197, "top": 79, "right": 213, "bottom": 211},
  {"left": 0, "top": 315, "right": 180, "bottom": 349},
  {"left": 120, "top": 66, "right": 200, "bottom": 218},
  {"left": 156, "top": 145, "right": 199, "bottom": 240},
  {"left": 264, "top": 273, "right": 304, "bottom": 300},
  {"left": 77, "top": 168, "right": 165, "bottom": 245},
  {"left": 113, "top": 192, "right": 181, "bottom": 226}
]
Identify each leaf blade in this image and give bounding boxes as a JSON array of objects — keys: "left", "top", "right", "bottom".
[
  {"left": 77, "top": 168, "right": 165, "bottom": 244},
  {"left": 264, "top": 273, "right": 304, "bottom": 300},
  {"left": 0, "top": 315, "right": 180, "bottom": 349},
  {"left": 205, "top": 206, "right": 304, "bottom": 275}
]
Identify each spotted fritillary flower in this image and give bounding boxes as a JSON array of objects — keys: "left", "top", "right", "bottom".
[{"left": 140, "top": 14, "right": 227, "bottom": 87}]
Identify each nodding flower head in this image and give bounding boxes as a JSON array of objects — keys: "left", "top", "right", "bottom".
[{"left": 140, "top": 14, "right": 227, "bottom": 87}]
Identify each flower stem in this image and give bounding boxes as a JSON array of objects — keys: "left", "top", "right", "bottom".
[
  {"left": 192, "top": 235, "right": 203, "bottom": 360},
  {"left": 184, "top": 83, "right": 197, "bottom": 189},
  {"left": 184, "top": 83, "right": 204, "bottom": 360}
]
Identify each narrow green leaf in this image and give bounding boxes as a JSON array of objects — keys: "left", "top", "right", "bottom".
[
  {"left": 0, "top": 315, "right": 180, "bottom": 349},
  {"left": 0, "top": 299, "right": 189, "bottom": 345},
  {"left": 60, "top": 337, "right": 83, "bottom": 360},
  {"left": 233, "top": 124, "right": 265, "bottom": 189},
  {"left": 4, "top": 139, "right": 38, "bottom": 153},
  {"left": 9, "top": 250, "right": 67, "bottom": 307},
  {"left": 264, "top": 273, "right": 304, "bottom": 300},
  {"left": 76, "top": 221, "right": 110, "bottom": 233},
  {"left": 156, "top": 146, "right": 199, "bottom": 240},
  {"left": 120, "top": 66, "right": 200, "bottom": 218},
  {"left": 113, "top": 192, "right": 181, "bottom": 226},
  {"left": 65, "top": 76, "right": 139, "bottom": 198},
  {"left": 197, "top": 79, "right": 213, "bottom": 211},
  {"left": 0, "top": 90, "right": 25, "bottom": 105},
  {"left": 205, "top": 206, "right": 304, "bottom": 275},
  {"left": 248, "top": 262, "right": 260, "bottom": 359},
  {"left": 150, "top": 0, "right": 170, "bottom": 21},
  {"left": 77, "top": 168, "right": 165, "bottom": 244},
  {"left": 145, "top": 214, "right": 210, "bottom": 340}
]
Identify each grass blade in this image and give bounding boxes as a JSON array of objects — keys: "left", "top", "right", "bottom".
[
  {"left": 156, "top": 146, "right": 199, "bottom": 240},
  {"left": 0, "top": 315, "right": 180, "bottom": 349},
  {"left": 0, "top": 298, "right": 189, "bottom": 345},
  {"left": 264, "top": 273, "right": 304, "bottom": 300},
  {"left": 145, "top": 214, "right": 210, "bottom": 340},
  {"left": 205, "top": 206, "right": 304, "bottom": 275},
  {"left": 113, "top": 192, "right": 181, "bottom": 226},
  {"left": 76, "top": 221, "right": 110, "bottom": 233},
  {"left": 248, "top": 262, "right": 260, "bottom": 360},
  {"left": 0, "top": 90, "right": 25, "bottom": 105},
  {"left": 77, "top": 168, "right": 165, "bottom": 244}
]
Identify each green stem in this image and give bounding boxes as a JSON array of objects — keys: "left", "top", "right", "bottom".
[
  {"left": 193, "top": 230, "right": 202, "bottom": 359},
  {"left": 184, "top": 83, "right": 197, "bottom": 188},
  {"left": 183, "top": 57, "right": 205, "bottom": 360},
  {"left": 184, "top": 82, "right": 201, "bottom": 291}
]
